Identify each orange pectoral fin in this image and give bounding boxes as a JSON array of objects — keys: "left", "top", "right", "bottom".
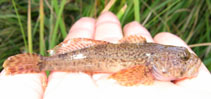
[
  {"left": 119, "top": 35, "right": 146, "bottom": 43},
  {"left": 48, "top": 38, "right": 110, "bottom": 55},
  {"left": 109, "top": 65, "right": 154, "bottom": 86}
]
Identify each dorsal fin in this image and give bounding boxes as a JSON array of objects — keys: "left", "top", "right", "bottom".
[
  {"left": 119, "top": 35, "right": 146, "bottom": 43},
  {"left": 48, "top": 38, "right": 109, "bottom": 55}
]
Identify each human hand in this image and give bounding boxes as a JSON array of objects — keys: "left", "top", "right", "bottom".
[{"left": 0, "top": 11, "right": 211, "bottom": 99}]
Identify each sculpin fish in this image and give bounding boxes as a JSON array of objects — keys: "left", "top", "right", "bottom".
[{"left": 3, "top": 35, "right": 201, "bottom": 86}]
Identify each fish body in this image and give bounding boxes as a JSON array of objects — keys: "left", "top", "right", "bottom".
[
  {"left": 40, "top": 43, "right": 200, "bottom": 81},
  {"left": 3, "top": 36, "right": 201, "bottom": 86}
]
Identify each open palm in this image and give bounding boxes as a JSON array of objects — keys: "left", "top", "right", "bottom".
[{"left": 0, "top": 12, "right": 211, "bottom": 99}]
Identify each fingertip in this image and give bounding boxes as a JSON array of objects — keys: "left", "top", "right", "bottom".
[
  {"left": 123, "top": 21, "right": 153, "bottom": 42},
  {"left": 154, "top": 32, "right": 188, "bottom": 47},
  {"left": 95, "top": 11, "right": 123, "bottom": 43},
  {"left": 65, "top": 17, "right": 96, "bottom": 40},
  {"left": 96, "top": 11, "right": 121, "bottom": 26},
  {"left": 154, "top": 32, "right": 193, "bottom": 52}
]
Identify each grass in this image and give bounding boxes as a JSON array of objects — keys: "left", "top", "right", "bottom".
[
  {"left": 27, "top": 0, "right": 33, "bottom": 53},
  {"left": 39, "top": 0, "right": 45, "bottom": 55},
  {"left": 0, "top": 0, "right": 210, "bottom": 71},
  {"left": 11, "top": 0, "right": 28, "bottom": 51}
]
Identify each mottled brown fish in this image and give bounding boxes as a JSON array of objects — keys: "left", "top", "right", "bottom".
[{"left": 3, "top": 35, "right": 201, "bottom": 86}]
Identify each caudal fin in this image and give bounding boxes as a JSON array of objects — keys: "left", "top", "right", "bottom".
[{"left": 3, "top": 53, "right": 41, "bottom": 75}]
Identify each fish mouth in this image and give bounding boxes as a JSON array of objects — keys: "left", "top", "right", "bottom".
[{"left": 184, "top": 54, "right": 201, "bottom": 78}]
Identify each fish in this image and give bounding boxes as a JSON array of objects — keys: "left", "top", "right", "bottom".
[{"left": 2, "top": 35, "right": 201, "bottom": 86}]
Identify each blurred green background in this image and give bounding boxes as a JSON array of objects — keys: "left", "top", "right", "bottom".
[{"left": 0, "top": 0, "right": 210, "bottom": 71}]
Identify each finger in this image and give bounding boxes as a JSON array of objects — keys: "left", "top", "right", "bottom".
[
  {"left": 94, "top": 11, "right": 123, "bottom": 43},
  {"left": 154, "top": 32, "right": 192, "bottom": 51},
  {"left": 65, "top": 17, "right": 96, "bottom": 40},
  {"left": 44, "top": 72, "right": 97, "bottom": 99},
  {"left": 0, "top": 70, "right": 46, "bottom": 99},
  {"left": 123, "top": 21, "right": 154, "bottom": 42},
  {"left": 44, "top": 17, "right": 97, "bottom": 99},
  {"left": 93, "top": 11, "right": 123, "bottom": 85},
  {"left": 154, "top": 32, "right": 211, "bottom": 91}
]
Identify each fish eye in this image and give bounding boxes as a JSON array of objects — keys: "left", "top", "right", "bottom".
[
  {"left": 181, "top": 55, "right": 189, "bottom": 61},
  {"left": 180, "top": 50, "right": 190, "bottom": 61}
]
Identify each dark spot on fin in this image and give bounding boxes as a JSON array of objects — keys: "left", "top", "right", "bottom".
[
  {"left": 48, "top": 38, "right": 110, "bottom": 55},
  {"left": 119, "top": 35, "right": 146, "bottom": 44},
  {"left": 109, "top": 65, "right": 154, "bottom": 86}
]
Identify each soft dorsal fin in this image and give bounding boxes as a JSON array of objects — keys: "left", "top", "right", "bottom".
[
  {"left": 48, "top": 38, "right": 109, "bottom": 55},
  {"left": 119, "top": 35, "right": 146, "bottom": 43}
]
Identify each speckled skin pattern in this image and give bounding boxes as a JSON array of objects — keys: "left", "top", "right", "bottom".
[{"left": 40, "top": 43, "right": 201, "bottom": 81}]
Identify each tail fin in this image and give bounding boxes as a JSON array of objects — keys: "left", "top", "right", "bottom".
[{"left": 3, "top": 53, "right": 41, "bottom": 75}]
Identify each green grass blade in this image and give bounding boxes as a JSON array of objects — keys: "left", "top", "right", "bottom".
[
  {"left": 11, "top": 0, "right": 28, "bottom": 52},
  {"left": 48, "top": 0, "right": 54, "bottom": 50},
  {"left": 27, "top": 0, "right": 33, "bottom": 53},
  {"left": 50, "top": 0, "right": 66, "bottom": 49},
  {"left": 32, "top": 17, "right": 40, "bottom": 37},
  {"left": 53, "top": 0, "right": 67, "bottom": 39},
  {"left": 39, "top": 0, "right": 46, "bottom": 55},
  {"left": 133, "top": 0, "right": 140, "bottom": 22},
  {"left": 144, "top": 0, "right": 179, "bottom": 31},
  {"left": 120, "top": 2, "right": 133, "bottom": 25},
  {"left": 205, "top": 11, "right": 210, "bottom": 41},
  {"left": 117, "top": 4, "right": 127, "bottom": 20}
]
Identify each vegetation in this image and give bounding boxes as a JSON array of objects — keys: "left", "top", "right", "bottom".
[{"left": 0, "top": 0, "right": 210, "bottom": 71}]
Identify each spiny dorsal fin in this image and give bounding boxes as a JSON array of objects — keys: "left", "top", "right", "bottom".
[
  {"left": 119, "top": 35, "right": 146, "bottom": 43},
  {"left": 48, "top": 38, "right": 110, "bottom": 55}
]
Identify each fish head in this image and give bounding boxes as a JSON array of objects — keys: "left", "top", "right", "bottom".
[{"left": 151, "top": 46, "right": 201, "bottom": 81}]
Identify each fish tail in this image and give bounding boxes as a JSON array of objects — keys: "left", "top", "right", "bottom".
[{"left": 3, "top": 53, "right": 42, "bottom": 75}]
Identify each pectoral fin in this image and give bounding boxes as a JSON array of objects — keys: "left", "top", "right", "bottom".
[
  {"left": 119, "top": 35, "right": 146, "bottom": 43},
  {"left": 109, "top": 65, "right": 154, "bottom": 86},
  {"left": 48, "top": 38, "right": 109, "bottom": 55}
]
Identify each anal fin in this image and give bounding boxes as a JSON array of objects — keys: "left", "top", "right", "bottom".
[
  {"left": 119, "top": 35, "right": 146, "bottom": 43},
  {"left": 48, "top": 38, "right": 109, "bottom": 55},
  {"left": 109, "top": 65, "right": 154, "bottom": 86}
]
